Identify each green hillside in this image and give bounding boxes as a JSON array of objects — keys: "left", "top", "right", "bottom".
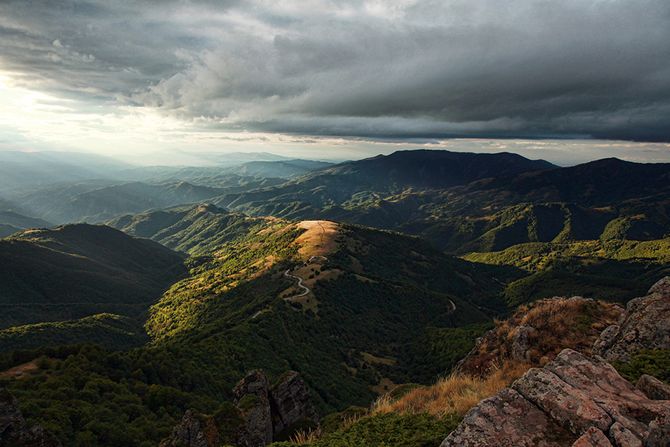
[
  {"left": 0, "top": 224, "right": 20, "bottom": 238},
  {"left": 0, "top": 210, "right": 52, "bottom": 238},
  {"left": 0, "top": 219, "right": 518, "bottom": 446},
  {"left": 0, "top": 313, "right": 146, "bottom": 353},
  {"left": 224, "top": 159, "right": 333, "bottom": 179},
  {"left": 464, "top": 237, "right": 670, "bottom": 305},
  {"left": 0, "top": 224, "right": 186, "bottom": 328},
  {"left": 109, "top": 204, "right": 270, "bottom": 255}
]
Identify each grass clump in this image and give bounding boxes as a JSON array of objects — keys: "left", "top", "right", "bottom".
[{"left": 372, "top": 363, "right": 528, "bottom": 418}]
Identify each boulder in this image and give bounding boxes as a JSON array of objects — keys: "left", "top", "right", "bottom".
[
  {"left": 637, "top": 374, "right": 670, "bottom": 400},
  {"left": 513, "top": 367, "right": 612, "bottom": 434},
  {"left": 594, "top": 277, "right": 670, "bottom": 362},
  {"left": 0, "top": 389, "right": 61, "bottom": 447},
  {"left": 608, "top": 422, "right": 643, "bottom": 447},
  {"left": 442, "top": 349, "right": 670, "bottom": 447}
]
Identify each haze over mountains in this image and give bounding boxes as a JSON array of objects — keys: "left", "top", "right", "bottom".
[{"left": 0, "top": 148, "right": 669, "bottom": 447}]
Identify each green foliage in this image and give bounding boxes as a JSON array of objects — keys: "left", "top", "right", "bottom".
[
  {"left": 464, "top": 238, "right": 670, "bottom": 305},
  {"left": 2, "top": 345, "right": 218, "bottom": 447},
  {"left": 273, "top": 412, "right": 460, "bottom": 447},
  {"left": 398, "top": 324, "right": 491, "bottom": 383},
  {"left": 0, "top": 313, "right": 147, "bottom": 353},
  {"left": 614, "top": 349, "right": 670, "bottom": 384},
  {"left": 109, "top": 204, "right": 271, "bottom": 255}
]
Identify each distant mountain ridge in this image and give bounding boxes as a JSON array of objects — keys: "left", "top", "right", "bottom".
[
  {"left": 13, "top": 180, "right": 225, "bottom": 224},
  {"left": 210, "top": 151, "right": 670, "bottom": 255},
  {"left": 470, "top": 157, "right": 670, "bottom": 205},
  {"left": 0, "top": 210, "right": 51, "bottom": 238},
  {"left": 223, "top": 159, "right": 333, "bottom": 179}
]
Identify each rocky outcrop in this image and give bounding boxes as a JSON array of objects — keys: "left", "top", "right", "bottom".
[
  {"left": 161, "top": 370, "right": 318, "bottom": 447},
  {"left": 457, "top": 297, "right": 623, "bottom": 375},
  {"left": 270, "top": 371, "right": 319, "bottom": 438},
  {"left": 233, "top": 370, "right": 273, "bottom": 447},
  {"left": 0, "top": 389, "right": 61, "bottom": 447},
  {"left": 441, "top": 349, "right": 670, "bottom": 447},
  {"left": 594, "top": 277, "right": 670, "bottom": 362},
  {"left": 235, "top": 370, "right": 319, "bottom": 446},
  {"left": 159, "top": 410, "right": 216, "bottom": 447}
]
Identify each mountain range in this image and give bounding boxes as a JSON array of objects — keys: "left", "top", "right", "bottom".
[{"left": 0, "top": 149, "right": 668, "bottom": 447}]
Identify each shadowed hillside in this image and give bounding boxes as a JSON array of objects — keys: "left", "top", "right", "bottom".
[{"left": 0, "top": 224, "right": 186, "bottom": 328}]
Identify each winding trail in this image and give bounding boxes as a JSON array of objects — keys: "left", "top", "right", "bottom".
[
  {"left": 284, "top": 269, "right": 311, "bottom": 297},
  {"left": 282, "top": 221, "right": 330, "bottom": 300}
]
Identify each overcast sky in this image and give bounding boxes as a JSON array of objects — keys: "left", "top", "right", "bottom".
[{"left": 1, "top": 0, "right": 669, "bottom": 164}]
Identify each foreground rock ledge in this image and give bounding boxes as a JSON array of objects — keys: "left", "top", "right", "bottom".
[{"left": 441, "top": 349, "right": 670, "bottom": 447}]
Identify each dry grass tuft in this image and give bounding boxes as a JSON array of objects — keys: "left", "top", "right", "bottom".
[
  {"left": 372, "top": 362, "right": 529, "bottom": 418},
  {"left": 290, "top": 427, "right": 323, "bottom": 445},
  {"left": 460, "top": 297, "right": 623, "bottom": 375}
]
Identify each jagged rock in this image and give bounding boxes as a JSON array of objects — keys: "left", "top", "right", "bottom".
[
  {"left": 233, "top": 370, "right": 273, "bottom": 447},
  {"left": 442, "top": 349, "right": 670, "bottom": 447},
  {"left": 440, "top": 388, "right": 575, "bottom": 446},
  {"left": 159, "top": 410, "right": 216, "bottom": 447},
  {"left": 594, "top": 277, "right": 670, "bottom": 362},
  {"left": 270, "top": 371, "right": 318, "bottom": 437},
  {"left": 637, "top": 374, "right": 670, "bottom": 400},
  {"left": 571, "top": 427, "right": 612, "bottom": 447},
  {"left": 162, "top": 370, "right": 318, "bottom": 447},
  {"left": 0, "top": 389, "right": 61, "bottom": 447}
]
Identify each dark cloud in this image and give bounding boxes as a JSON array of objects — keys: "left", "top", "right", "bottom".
[{"left": 1, "top": 0, "right": 669, "bottom": 141}]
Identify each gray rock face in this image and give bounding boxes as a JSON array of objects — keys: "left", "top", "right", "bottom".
[
  {"left": 159, "top": 410, "right": 213, "bottom": 447},
  {"left": 594, "top": 276, "right": 670, "bottom": 362},
  {"left": 442, "top": 349, "right": 670, "bottom": 447},
  {"left": 234, "top": 370, "right": 318, "bottom": 446},
  {"left": 233, "top": 370, "right": 274, "bottom": 447},
  {"left": 163, "top": 370, "right": 319, "bottom": 447},
  {"left": 270, "top": 371, "right": 319, "bottom": 437},
  {"left": 0, "top": 389, "right": 61, "bottom": 447}
]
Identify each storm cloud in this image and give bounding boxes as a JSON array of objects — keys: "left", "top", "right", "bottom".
[{"left": 1, "top": 0, "right": 670, "bottom": 141}]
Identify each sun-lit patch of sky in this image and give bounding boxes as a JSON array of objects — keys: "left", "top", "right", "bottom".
[
  {"left": 0, "top": 0, "right": 669, "bottom": 165},
  {"left": 1, "top": 70, "right": 669, "bottom": 165}
]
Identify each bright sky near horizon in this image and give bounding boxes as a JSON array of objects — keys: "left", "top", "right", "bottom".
[{"left": 1, "top": 1, "right": 669, "bottom": 165}]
